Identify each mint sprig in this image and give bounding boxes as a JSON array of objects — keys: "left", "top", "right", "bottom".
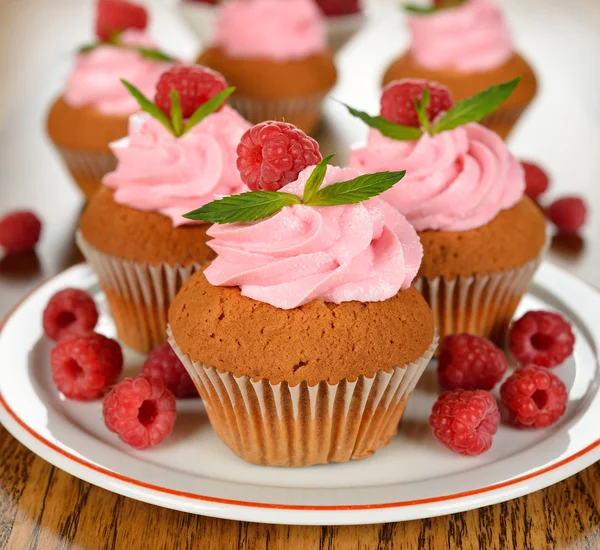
[
  {"left": 302, "top": 154, "right": 335, "bottom": 203},
  {"left": 404, "top": 0, "right": 465, "bottom": 14},
  {"left": 414, "top": 88, "right": 431, "bottom": 135},
  {"left": 338, "top": 102, "right": 424, "bottom": 140},
  {"left": 121, "top": 79, "right": 172, "bottom": 132},
  {"left": 170, "top": 90, "right": 183, "bottom": 137},
  {"left": 78, "top": 41, "right": 174, "bottom": 62},
  {"left": 183, "top": 87, "right": 236, "bottom": 135}
]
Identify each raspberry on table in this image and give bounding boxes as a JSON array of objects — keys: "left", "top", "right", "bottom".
[
  {"left": 315, "top": 0, "right": 361, "bottom": 16},
  {"left": 96, "top": 0, "right": 148, "bottom": 42},
  {"left": 438, "top": 334, "right": 507, "bottom": 391},
  {"left": 155, "top": 65, "right": 227, "bottom": 119},
  {"left": 500, "top": 366, "right": 568, "bottom": 429},
  {"left": 141, "top": 342, "right": 198, "bottom": 398},
  {"left": 521, "top": 161, "right": 549, "bottom": 201},
  {"left": 380, "top": 79, "right": 453, "bottom": 128},
  {"left": 43, "top": 288, "right": 99, "bottom": 341},
  {"left": 429, "top": 389, "right": 500, "bottom": 456},
  {"left": 509, "top": 310, "right": 575, "bottom": 368},
  {"left": 546, "top": 196, "right": 587, "bottom": 235},
  {"left": 237, "top": 122, "right": 322, "bottom": 191},
  {"left": 50, "top": 333, "right": 123, "bottom": 401},
  {"left": 103, "top": 376, "right": 176, "bottom": 449},
  {"left": 0, "top": 211, "right": 42, "bottom": 254}
]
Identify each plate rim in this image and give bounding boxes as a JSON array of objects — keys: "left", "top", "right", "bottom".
[{"left": 0, "top": 262, "right": 599, "bottom": 525}]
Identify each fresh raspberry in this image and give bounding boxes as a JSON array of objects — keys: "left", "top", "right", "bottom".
[
  {"left": 380, "top": 79, "right": 453, "bottom": 128},
  {"left": 438, "top": 334, "right": 507, "bottom": 391},
  {"left": 521, "top": 161, "right": 549, "bottom": 201},
  {"left": 237, "top": 122, "right": 322, "bottom": 191},
  {"left": 103, "top": 376, "right": 176, "bottom": 449},
  {"left": 96, "top": 0, "right": 148, "bottom": 42},
  {"left": 546, "top": 196, "right": 587, "bottom": 235},
  {"left": 315, "top": 0, "right": 361, "bottom": 17},
  {"left": 154, "top": 65, "right": 227, "bottom": 119},
  {"left": 509, "top": 310, "right": 575, "bottom": 368},
  {"left": 43, "top": 288, "right": 99, "bottom": 341},
  {"left": 500, "top": 366, "right": 568, "bottom": 429},
  {"left": 429, "top": 389, "right": 500, "bottom": 456},
  {"left": 50, "top": 333, "right": 123, "bottom": 401},
  {"left": 0, "top": 211, "right": 42, "bottom": 254},
  {"left": 141, "top": 343, "right": 197, "bottom": 398}
]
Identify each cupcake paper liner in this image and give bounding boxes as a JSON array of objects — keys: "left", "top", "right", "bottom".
[
  {"left": 325, "top": 12, "right": 367, "bottom": 52},
  {"left": 167, "top": 328, "right": 438, "bottom": 467},
  {"left": 57, "top": 147, "right": 117, "bottom": 200},
  {"left": 480, "top": 105, "right": 528, "bottom": 140},
  {"left": 77, "top": 233, "right": 202, "bottom": 354}
]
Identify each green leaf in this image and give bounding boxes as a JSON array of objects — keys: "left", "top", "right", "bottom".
[
  {"left": 183, "top": 86, "right": 236, "bottom": 134},
  {"left": 171, "top": 90, "right": 183, "bottom": 137},
  {"left": 432, "top": 77, "right": 521, "bottom": 134},
  {"left": 136, "top": 47, "right": 175, "bottom": 62},
  {"left": 120, "top": 79, "right": 174, "bottom": 134},
  {"left": 79, "top": 43, "right": 98, "bottom": 54},
  {"left": 183, "top": 191, "right": 302, "bottom": 224},
  {"left": 414, "top": 87, "right": 431, "bottom": 134},
  {"left": 304, "top": 171, "right": 406, "bottom": 207},
  {"left": 338, "top": 101, "right": 423, "bottom": 141},
  {"left": 404, "top": 4, "right": 437, "bottom": 14},
  {"left": 302, "top": 155, "right": 335, "bottom": 204}
]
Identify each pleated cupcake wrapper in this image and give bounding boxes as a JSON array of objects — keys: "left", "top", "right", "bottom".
[
  {"left": 414, "top": 255, "right": 542, "bottom": 347},
  {"left": 167, "top": 328, "right": 438, "bottom": 467},
  {"left": 77, "top": 232, "right": 202, "bottom": 354},
  {"left": 57, "top": 147, "right": 117, "bottom": 199},
  {"left": 480, "top": 105, "right": 528, "bottom": 138},
  {"left": 325, "top": 12, "right": 367, "bottom": 52}
]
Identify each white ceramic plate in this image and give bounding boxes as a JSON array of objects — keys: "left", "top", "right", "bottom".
[{"left": 0, "top": 262, "right": 598, "bottom": 526}]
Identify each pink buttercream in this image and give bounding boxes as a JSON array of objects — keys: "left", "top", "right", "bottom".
[
  {"left": 408, "top": 0, "right": 514, "bottom": 73},
  {"left": 103, "top": 106, "right": 251, "bottom": 226},
  {"left": 349, "top": 123, "right": 524, "bottom": 232},
  {"left": 212, "top": 0, "right": 327, "bottom": 61},
  {"left": 64, "top": 30, "right": 171, "bottom": 115},
  {"left": 204, "top": 166, "right": 423, "bottom": 309}
]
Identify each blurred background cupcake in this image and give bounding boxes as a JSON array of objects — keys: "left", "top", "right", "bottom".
[
  {"left": 47, "top": 0, "right": 174, "bottom": 200},
  {"left": 196, "top": 0, "right": 337, "bottom": 135},
  {"left": 383, "top": 0, "right": 537, "bottom": 139}
]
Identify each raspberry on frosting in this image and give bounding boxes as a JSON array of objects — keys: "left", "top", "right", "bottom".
[
  {"left": 96, "top": 0, "right": 148, "bottom": 42},
  {"left": 315, "top": 0, "right": 361, "bottom": 16}
]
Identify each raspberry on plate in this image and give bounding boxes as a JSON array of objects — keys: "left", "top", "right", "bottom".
[
  {"left": 0, "top": 211, "right": 42, "bottom": 254},
  {"left": 50, "top": 333, "right": 123, "bottom": 401},
  {"left": 546, "top": 196, "right": 587, "bottom": 235},
  {"left": 509, "top": 310, "right": 575, "bottom": 368},
  {"left": 43, "top": 288, "right": 99, "bottom": 341},
  {"left": 103, "top": 376, "right": 176, "bottom": 449},
  {"left": 500, "top": 366, "right": 568, "bottom": 429},
  {"left": 237, "top": 121, "right": 322, "bottom": 191},
  {"left": 141, "top": 342, "right": 198, "bottom": 398},
  {"left": 438, "top": 334, "right": 507, "bottom": 391},
  {"left": 96, "top": 0, "right": 148, "bottom": 42},
  {"left": 429, "top": 389, "right": 500, "bottom": 456},
  {"left": 380, "top": 79, "right": 453, "bottom": 128},
  {"left": 521, "top": 161, "right": 549, "bottom": 201},
  {"left": 155, "top": 65, "right": 227, "bottom": 119}
]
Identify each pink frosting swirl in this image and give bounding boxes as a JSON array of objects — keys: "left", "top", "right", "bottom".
[
  {"left": 349, "top": 124, "right": 524, "bottom": 232},
  {"left": 408, "top": 0, "right": 514, "bottom": 72},
  {"left": 204, "top": 166, "right": 423, "bottom": 309},
  {"left": 212, "top": 0, "right": 327, "bottom": 61},
  {"left": 103, "top": 106, "right": 251, "bottom": 226},
  {"left": 64, "top": 30, "right": 172, "bottom": 115}
]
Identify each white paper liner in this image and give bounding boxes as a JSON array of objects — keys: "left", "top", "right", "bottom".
[
  {"left": 167, "top": 328, "right": 438, "bottom": 467},
  {"left": 325, "top": 12, "right": 367, "bottom": 52},
  {"left": 57, "top": 147, "right": 117, "bottom": 199},
  {"left": 77, "top": 232, "right": 202, "bottom": 354}
]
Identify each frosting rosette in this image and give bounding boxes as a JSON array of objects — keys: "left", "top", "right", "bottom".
[
  {"left": 103, "top": 106, "right": 251, "bottom": 226},
  {"left": 408, "top": 0, "right": 513, "bottom": 72},
  {"left": 349, "top": 123, "right": 524, "bottom": 232},
  {"left": 204, "top": 166, "right": 423, "bottom": 309},
  {"left": 212, "top": 0, "right": 327, "bottom": 61},
  {"left": 64, "top": 30, "right": 172, "bottom": 115}
]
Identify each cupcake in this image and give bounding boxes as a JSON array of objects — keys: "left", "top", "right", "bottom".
[
  {"left": 383, "top": 0, "right": 537, "bottom": 139},
  {"left": 167, "top": 121, "right": 437, "bottom": 467},
  {"left": 196, "top": 0, "right": 337, "bottom": 135},
  {"left": 47, "top": 0, "right": 174, "bottom": 199},
  {"left": 346, "top": 79, "right": 547, "bottom": 346},
  {"left": 77, "top": 65, "right": 250, "bottom": 353}
]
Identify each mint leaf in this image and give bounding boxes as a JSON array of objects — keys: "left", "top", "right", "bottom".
[
  {"left": 183, "top": 191, "right": 302, "bottom": 224},
  {"left": 404, "top": 4, "right": 437, "bottom": 14},
  {"left": 121, "top": 79, "right": 174, "bottom": 134},
  {"left": 414, "top": 87, "right": 431, "bottom": 134},
  {"left": 136, "top": 47, "right": 175, "bottom": 62},
  {"left": 433, "top": 77, "right": 521, "bottom": 134},
  {"left": 171, "top": 90, "right": 183, "bottom": 137},
  {"left": 338, "top": 102, "right": 423, "bottom": 141},
  {"left": 304, "top": 171, "right": 406, "bottom": 207},
  {"left": 302, "top": 155, "right": 334, "bottom": 204},
  {"left": 79, "top": 43, "right": 98, "bottom": 54},
  {"left": 183, "top": 86, "right": 236, "bottom": 135}
]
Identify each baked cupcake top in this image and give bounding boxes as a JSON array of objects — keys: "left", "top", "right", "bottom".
[
  {"left": 212, "top": 0, "right": 327, "bottom": 61},
  {"left": 345, "top": 78, "right": 525, "bottom": 231},
  {"left": 404, "top": 0, "right": 514, "bottom": 73},
  {"left": 103, "top": 65, "right": 250, "bottom": 226}
]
